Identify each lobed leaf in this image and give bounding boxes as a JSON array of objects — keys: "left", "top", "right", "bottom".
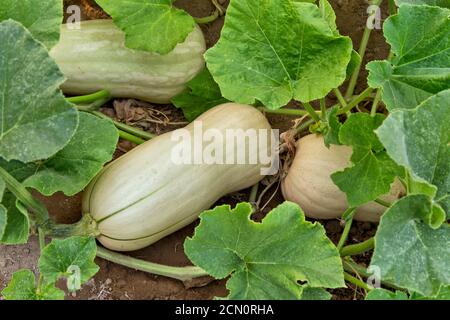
[
  {"left": 367, "top": 5, "right": 450, "bottom": 110},
  {"left": 206, "top": 0, "right": 353, "bottom": 109},
  {"left": 0, "top": 20, "right": 78, "bottom": 163},
  {"left": 185, "top": 201, "right": 344, "bottom": 300}
]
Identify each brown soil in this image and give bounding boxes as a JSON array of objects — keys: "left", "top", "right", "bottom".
[{"left": 0, "top": 0, "right": 390, "bottom": 300}]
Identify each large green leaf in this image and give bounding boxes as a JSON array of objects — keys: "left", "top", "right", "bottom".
[
  {"left": 0, "top": 20, "right": 78, "bottom": 163},
  {"left": 95, "top": 0, "right": 195, "bottom": 55},
  {"left": 172, "top": 69, "right": 229, "bottom": 121},
  {"left": 376, "top": 90, "right": 450, "bottom": 215},
  {"left": 38, "top": 236, "right": 99, "bottom": 288},
  {"left": 0, "top": 0, "right": 63, "bottom": 48},
  {"left": 331, "top": 113, "right": 403, "bottom": 207},
  {"left": 185, "top": 201, "right": 344, "bottom": 300},
  {"left": 367, "top": 5, "right": 450, "bottom": 110},
  {"left": 395, "top": 0, "right": 450, "bottom": 8},
  {"left": 24, "top": 113, "right": 118, "bottom": 196},
  {"left": 1, "top": 269, "right": 64, "bottom": 300},
  {"left": 206, "top": 0, "right": 352, "bottom": 109},
  {"left": 371, "top": 195, "right": 450, "bottom": 297}
]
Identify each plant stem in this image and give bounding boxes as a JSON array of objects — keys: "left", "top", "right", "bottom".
[
  {"left": 340, "top": 237, "right": 375, "bottom": 257},
  {"left": 370, "top": 89, "right": 382, "bottom": 116},
  {"left": 334, "top": 88, "right": 347, "bottom": 108},
  {"left": 76, "top": 97, "right": 111, "bottom": 112},
  {"left": 67, "top": 90, "right": 110, "bottom": 104},
  {"left": 89, "top": 111, "right": 155, "bottom": 140},
  {"left": 344, "top": 272, "right": 372, "bottom": 291},
  {"left": 0, "top": 166, "right": 49, "bottom": 225},
  {"left": 258, "top": 107, "right": 309, "bottom": 117},
  {"left": 294, "top": 119, "right": 315, "bottom": 135},
  {"left": 337, "top": 208, "right": 356, "bottom": 252},
  {"left": 194, "top": 10, "right": 220, "bottom": 24},
  {"left": 374, "top": 198, "right": 392, "bottom": 208},
  {"left": 338, "top": 87, "right": 373, "bottom": 115},
  {"left": 96, "top": 246, "right": 209, "bottom": 282},
  {"left": 345, "top": 0, "right": 382, "bottom": 99},
  {"left": 211, "top": 0, "right": 225, "bottom": 15},
  {"left": 303, "top": 102, "right": 321, "bottom": 122},
  {"left": 343, "top": 258, "right": 402, "bottom": 290},
  {"left": 118, "top": 130, "right": 146, "bottom": 145},
  {"left": 249, "top": 183, "right": 259, "bottom": 204},
  {"left": 320, "top": 98, "right": 327, "bottom": 120},
  {"left": 44, "top": 214, "right": 99, "bottom": 238}
]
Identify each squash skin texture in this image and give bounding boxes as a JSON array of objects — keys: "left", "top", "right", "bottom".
[
  {"left": 50, "top": 20, "right": 206, "bottom": 104},
  {"left": 82, "top": 103, "right": 273, "bottom": 251},
  {"left": 281, "top": 134, "right": 404, "bottom": 222}
]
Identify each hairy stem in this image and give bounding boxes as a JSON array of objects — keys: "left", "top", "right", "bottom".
[
  {"left": 67, "top": 90, "right": 110, "bottom": 104},
  {"left": 303, "top": 102, "right": 321, "bottom": 122},
  {"left": 258, "top": 107, "right": 309, "bottom": 117},
  {"left": 249, "top": 183, "right": 259, "bottom": 204},
  {"left": 340, "top": 237, "right": 375, "bottom": 257},
  {"left": 320, "top": 98, "right": 327, "bottom": 120},
  {"left": 194, "top": 10, "right": 220, "bottom": 24},
  {"left": 96, "top": 246, "right": 209, "bottom": 282},
  {"left": 334, "top": 88, "right": 347, "bottom": 108},
  {"left": 374, "top": 198, "right": 392, "bottom": 208},
  {"left": 0, "top": 166, "right": 49, "bottom": 225},
  {"left": 337, "top": 208, "right": 356, "bottom": 252},
  {"left": 370, "top": 89, "right": 382, "bottom": 116},
  {"left": 338, "top": 87, "right": 373, "bottom": 115},
  {"left": 345, "top": 0, "right": 382, "bottom": 99},
  {"left": 344, "top": 272, "right": 372, "bottom": 291},
  {"left": 118, "top": 130, "right": 146, "bottom": 145}
]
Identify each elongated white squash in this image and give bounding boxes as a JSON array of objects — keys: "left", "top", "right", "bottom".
[
  {"left": 82, "top": 103, "right": 273, "bottom": 251},
  {"left": 281, "top": 134, "right": 405, "bottom": 222},
  {"left": 50, "top": 20, "right": 206, "bottom": 103}
]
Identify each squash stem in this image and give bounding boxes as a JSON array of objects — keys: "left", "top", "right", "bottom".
[
  {"left": 345, "top": 0, "right": 383, "bottom": 99},
  {"left": 96, "top": 246, "right": 209, "bottom": 282},
  {"left": 303, "top": 102, "right": 321, "bottom": 122},
  {"left": 344, "top": 272, "right": 372, "bottom": 292},
  {"left": 88, "top": 110, "right": 155, "bottom": 140},
  {"left": 338, "top": 87, "right": 373, "bottom": 115},
  {"left": 258, "top": 107, "right": 309, "bottom": 117},
  {"left": 249, "top": 183, "right": 259, "bottom": 204},
  {"left": 67, "top": 90, "right": 110, "bottom": 104},
  {"left": 320, "top": 98, "right": 327, "bottom": 120},
  {"left": 43, "top": 214, "right": 100, "bottom": 238},
  {"left": 340, "top": 237, "right": 375, "bottom": 257},
  {"left": 337, "top": 208, "right": 356, "bottom": 252},
  {"left": 194, "top": 10, "right": 220, "bottom": 24},
  {"left": 333, "top": 88, "right": 347, "bottom": 108},
  {"left": 118, "top": 130, "right": 146, "bottom": 145},
  {"left": 0, "top": 166, "right": 49, "bottom": 225},
  {"left": 374, "top": 198, "right": 391, "bottom": 208}
]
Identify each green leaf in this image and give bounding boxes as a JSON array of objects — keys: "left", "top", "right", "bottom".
[
  {"left": 376, "top": 90, "right": 450, "bottom": 215},
  {"left": 0, "top": 0, "right": 63, "bottom": 48},
  {"left": 0, "top": 193, "right": 30, "bottom": 244},
  {"left": 206, "top": 0, "right": 353, "bottom": 109},
  {"left": 395, "top": 0, "right": 450, "bottom": 8},
  {"left": 371, "top": 195, "right": 450, "bottom": 297},
  {"left": 24, "top": 113, "right": 119, "bottom": 196},
  {"left": 365, "top": 288, "right": 409, "bottom": 300},
  {"left": 367, "top": 5, "right": 450, "bottom": 110},
  {"left": 185, "top": 201, "right": 344, "bottom": 300},
  {"left": 323, "top": 106, "right": 342, "bottom": 147},
  {"left": 172, "top": 69, "right": 229, "bottom": 121},
  {"left": 410, "top": 286, "right": 450, "bottom": 300},
  {"left": 1, "top": 269, "right": 64, "bottom": 300},
  {"left": 331, "top": 113, "right": 403, "bottom": 207},
  {"left": 0, "top": 177, "right": 4, "bottom": 200},
  {"left": 301, "top": 287, "right": 332, "bottom": 300},
  {"left": 0, "top": 20, "right": 78, "bottom": 163},
  {"left": 38, "top": 236, "right": 99, "bottom": 287},
  {"left": 95, "top": 0, "right": 195, "bottom": 55}
]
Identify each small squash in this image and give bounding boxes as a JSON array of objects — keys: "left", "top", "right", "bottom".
[
  {"left": 50, "top": 19, "right": 206, "bottom": 103},
  {"left": 281, "top": 134, "right": 404, "bottom": 222}
]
